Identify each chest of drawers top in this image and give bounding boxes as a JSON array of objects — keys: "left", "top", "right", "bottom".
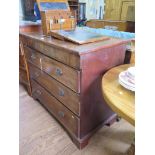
[
  {"left": 20, "top": 32, "right": 128, "bottom": 70},
  {"left": 20, "top": 32, "right": 128, "bottom": 55}
]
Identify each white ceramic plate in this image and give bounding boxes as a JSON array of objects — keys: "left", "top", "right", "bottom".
[
  {"left": 119, "top": 79, "right": 135, "bottom": 92},
  {"left": 127, "top": 67, "right": 135, "bottom": 78},
  {"left": 119, "top": 71, "right": 135, "bottom": 88}
]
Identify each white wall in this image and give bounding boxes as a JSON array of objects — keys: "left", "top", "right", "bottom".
[
  {"left": 79, "top": 0, "right": 105, "bottom": 20},
  {"left": 19, "top": 0, "right": 105, "bottom": 21},
  {"left": 19, "top": 0, "right": 23, "bottom": 20}
]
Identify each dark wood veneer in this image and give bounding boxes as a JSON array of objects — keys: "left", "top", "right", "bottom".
[
  {"left": 29, "top": 62, "right": 80, "bottom": 116},
  {"left": 24, "top": 45, "right": 80, "bottom": 93},
  {"left": 20, "top": 31, "right": 129, "bottom": 149},
  {"left": 31, "top": 79, "right": 80, "bottom": 137}
]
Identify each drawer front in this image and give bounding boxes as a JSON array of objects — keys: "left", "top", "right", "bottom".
[
  {"left": 31, "top": 79, "right": 79, "bottom": 137},
  {"left": 24, "top": 46, "right": 80, "bottom": 93},
  {"left": 20, "top": 35, "right": 80, "bottom": 70},
  {"left": 29, "top": 62, "right": 80, "bottom": 116},
  {"left": 19, "top": 69, "right": 28, "bottom": 84}
]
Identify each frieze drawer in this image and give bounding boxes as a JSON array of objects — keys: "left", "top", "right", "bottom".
[{"left": 20, "top": 36, "right": 80, "bottom": 69}]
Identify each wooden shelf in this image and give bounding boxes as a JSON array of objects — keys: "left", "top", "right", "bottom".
[{"left": 68, "top": 0, "right": 86, "bottom": 24}]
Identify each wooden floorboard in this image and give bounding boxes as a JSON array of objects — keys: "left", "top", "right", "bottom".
[{"left": 19, "top": 85, "right": 135, "bottom": 155}]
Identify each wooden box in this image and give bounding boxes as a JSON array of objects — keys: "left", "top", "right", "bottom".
[{"left": 36, "top": 0, "right": 76, "bottom": 35}]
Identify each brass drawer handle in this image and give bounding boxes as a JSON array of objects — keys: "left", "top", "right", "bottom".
[
  {"left": 31, "top": 54, "right": 36, "bottom": 59},
  {"left": 58, "top": 88, "right": 64, "bottom": 96},
  {"left": 58, "top": 111, "right": 65, "bottom": 117},
  {"left": 56, "top": 68, "right": 63, "bottom": 76},
  {"left": 36, "top": 90, "right": 42, "bottom": 95}
]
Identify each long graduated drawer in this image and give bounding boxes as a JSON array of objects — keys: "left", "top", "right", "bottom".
[
  {"left": 24, "top": 46, "right": 80, "bottom": 93},
  {"left": 31, "top": 79, "right": 80, "bottom": 137},
  {"left": 29, "top": 62, "right": 80, "bottom": 116}
]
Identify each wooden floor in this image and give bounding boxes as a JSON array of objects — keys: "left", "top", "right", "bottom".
[{"left": 19, "top": 85, "right": 135, "bottom": 155}]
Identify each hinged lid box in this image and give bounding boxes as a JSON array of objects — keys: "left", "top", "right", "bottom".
[{"left": 36, "top": 0, "right": 76, "bottom": 35}]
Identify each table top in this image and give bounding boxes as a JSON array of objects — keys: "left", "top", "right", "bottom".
[{"left": 102, "top": 64, "right": 135, "bottom": 126}]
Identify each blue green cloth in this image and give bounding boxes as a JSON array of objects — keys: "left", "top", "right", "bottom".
[{"left": 83, "top": 27, "right": 135, "bottom": 39}]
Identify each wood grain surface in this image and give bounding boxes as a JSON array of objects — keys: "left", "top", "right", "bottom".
[
  {"left": 31, "top": 80, "right": 80, "bottom": 137},
  {"left": 102, "top": 64, "right": 135, "bottom": 126},
  {"left": 20, "top": 31, "right": 129, "bottom": 56},
  {"left": 20, "top": 31, "right": 129, "bottom": 149},
  {"left": 25, "top": 46, "right": 80, "bottom": 93},
  {"left": 104, "top": 0, "right": 135, "bottom": 21},
  {"left": 36, "top": 0, "right": 75, "bottom": 35},
  {"left": 20, "top": 84, "right": 135, "bottom": 155},
  {"left": 28, "top": 62, "right": 80, "bottom": 116},
  {"left": 21, "top": 35, "right": 81, "bottom": 69}
]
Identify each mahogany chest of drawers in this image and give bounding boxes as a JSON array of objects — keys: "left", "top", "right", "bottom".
[{"left": 20, "top": 32, "right": 128, "bottom": 149}]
